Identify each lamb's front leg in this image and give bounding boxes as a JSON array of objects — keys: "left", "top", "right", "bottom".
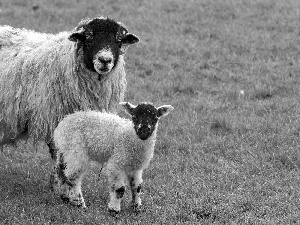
[
  {"left": 107, "top": 170, "right": 126, "bottom": 214},
  {"left": 128, "top": 170, "right": 143, "bottom": 211}
]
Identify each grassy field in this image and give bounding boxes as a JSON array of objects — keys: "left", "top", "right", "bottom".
[{"left": 1, "top": 0, "right": 300, "bottom": 224}]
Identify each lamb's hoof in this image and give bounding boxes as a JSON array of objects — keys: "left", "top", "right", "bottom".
[
  {"left": 75, "top": 202, "right": 86, "bottom": 210},
  {"left": 68, "top": 198, "right": 86, "bottom": 209},
  {"left": 76, "top": 203, "right": 87, "bottom": 211},
  {"left": 108, "top": 208, "right": 120, "bottom": 217},
  {"left": 60, "top": 195, "right": 70, "bottom": 203},
  {"left": 131, "top": 203, "right": 142, "bottom": 213}
]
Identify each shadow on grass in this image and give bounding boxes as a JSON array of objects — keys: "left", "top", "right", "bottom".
[
  {"left": 0, "top": 166, "right": 49, "bottom": 201},
  {"left": 191, "top": 208, "right": 217, "bottom": 222},
  {"left": 210, "top": 118, "right": 232, "bottom": 136}
]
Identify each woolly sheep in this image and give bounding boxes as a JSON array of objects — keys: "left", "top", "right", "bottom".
[
  {"left": 0, "top": 17, "right": 139, "bottom": 148},
  {"left": 51, "top": 102, "right": 174, "bottom": 213}
]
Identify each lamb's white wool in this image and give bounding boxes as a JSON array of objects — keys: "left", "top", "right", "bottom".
[
  {"left": 0, "top": 17, "right": 139, "bottom": 147},
  {"left": 52, "top": 102, "right": 173, "bottom": 213}
]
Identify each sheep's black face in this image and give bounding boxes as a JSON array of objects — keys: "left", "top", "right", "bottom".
[
  {"left": 131, "top": 104, "right": 158, "bottom": 141},
  {"left": 69, "top": 17, "right": 139, "bottom": 79}
]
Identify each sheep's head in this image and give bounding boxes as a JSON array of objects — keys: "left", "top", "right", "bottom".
[
  {"left": 120, "top": 102, "right": 174, "bottom": 140},
  {"left": 69, "top": 17, "right": 139, "bottom": 79}
]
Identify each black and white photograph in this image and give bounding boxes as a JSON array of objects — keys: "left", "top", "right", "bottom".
[{"left": 1, "top": 0, "right": 300, "bottom": 224}]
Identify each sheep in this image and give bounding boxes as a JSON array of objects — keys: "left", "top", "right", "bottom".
[
  {"left": 0, "top": 17, "right": 139, "bottom": 149},
  {"left": 51, "top": 102, "right": 174, "bottom": 213}
]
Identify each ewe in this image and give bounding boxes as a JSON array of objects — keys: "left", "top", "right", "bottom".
[
  {"left": 52, "top": 102, "right": 173, "bottom": 213},
  {"left": 0, "top": 17, "right": 139, "bottom": 148}
]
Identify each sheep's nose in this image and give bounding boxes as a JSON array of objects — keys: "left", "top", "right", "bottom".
[{"left": 99, "top": 56, "right": 112, "bottom": 64}]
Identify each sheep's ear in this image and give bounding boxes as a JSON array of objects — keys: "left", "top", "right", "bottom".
[
  {"left": 68, "top": 27, "right": 88, "bottom": 42},
  {"left": 120, "top": 102, "right": 136, "bottom": 116},
  {"left": 117, "top": 22, "right": 139, "bottom": 45},
  {"left": 157, "top": 105, "right": 174, "bottom": 118},
  {"left": 122, "top": 33, "right": 139, "bottom": 45}
]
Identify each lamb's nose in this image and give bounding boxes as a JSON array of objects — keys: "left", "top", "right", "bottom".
[
  {"left": 99, "top": 57, "right": 112, "bottom": 64},
  {"left": 140, "top": 125, "right": 151, "bottom": 132}
]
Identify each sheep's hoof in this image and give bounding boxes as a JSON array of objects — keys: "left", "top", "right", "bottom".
[
  {"left": 108, "top": 208, "right": 120, "bottom": 217},
  {"left": 49, "top": 175, "right": 55, "bottom": 191}
]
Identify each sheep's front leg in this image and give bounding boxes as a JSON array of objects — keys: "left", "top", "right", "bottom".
[
  {"left": 128, "top": 170, "right": 143, "bottom": 211},
  {"left": 107, "top": 170, "right": 126, "bottom": 214}
]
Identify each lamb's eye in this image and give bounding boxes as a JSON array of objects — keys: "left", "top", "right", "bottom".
[
  {"left": 116, "top": 33, "right": 122, "bottom": 41},
  {"left": 117, "top": 41, "right": 122, "bottom": 48},
  {"left": 152, "top": 117, "right": 158, "bottom": 124}
]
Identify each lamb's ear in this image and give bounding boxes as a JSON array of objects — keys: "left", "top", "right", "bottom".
[
  {"left": 68, "top": 27, "right": 88, "bottom": 42},
  {"left": 120, "top": 102, "right": 136, "bottom": 116},
  {"left": 157, "top": 105, "right": 174, "bottom": 118},
  {"left": 122, "top": 33, "right": 139, "bottom": 45}
]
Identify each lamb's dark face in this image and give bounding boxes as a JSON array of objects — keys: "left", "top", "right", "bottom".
[
  {"left": 131, "top": 104, "right": 158, "bottom": 140},
  {"left": 69, "top": 17, "right": 139, "bottom": 79},
  {"left": 120, "top": 102, "right": 174, "bottom": 141}
]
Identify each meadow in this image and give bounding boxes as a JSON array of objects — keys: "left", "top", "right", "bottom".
[{"left": 1, "top": 0, "right": 300, "bottom": 224}]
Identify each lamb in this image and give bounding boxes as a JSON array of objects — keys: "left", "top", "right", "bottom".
[
  {"left": 0, "top": 17, "right": 139, "bottom": 149},
  {"left": 51, "top": 102, "right": 174, "bottom": 213}
]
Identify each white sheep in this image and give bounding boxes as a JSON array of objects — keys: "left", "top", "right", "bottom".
[
  {"left": 51, "top": 102, "right": 173, "bottom": 213},
  {"left": 0, "top": 17, "right": 139, "bottom": 150}
]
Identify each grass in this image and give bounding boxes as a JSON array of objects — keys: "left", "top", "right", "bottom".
[{"left": 1, "top": 0, "right": 300, "bottom": 224}]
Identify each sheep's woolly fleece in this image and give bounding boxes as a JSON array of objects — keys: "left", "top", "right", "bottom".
[{"left": 0, "top": 25, "right": 126, "bottom": 144}]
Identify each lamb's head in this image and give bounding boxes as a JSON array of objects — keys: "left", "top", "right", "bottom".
[
  {"left": 69, "top": 17, "right": 139, "bottom": 78},
  {"left": 120, "top": 102, "right": 174, "bottom": 140}
]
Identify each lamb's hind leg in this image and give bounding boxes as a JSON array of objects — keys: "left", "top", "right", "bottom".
[
  {"left": 52, "top": 152, "right": 87, "bottom": 208},
  {"left": 64, "top": 173, "right": 86, "bottom": 208},
  {"left": 128, "top": 170, "right": 143, "bottom": 211}
]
